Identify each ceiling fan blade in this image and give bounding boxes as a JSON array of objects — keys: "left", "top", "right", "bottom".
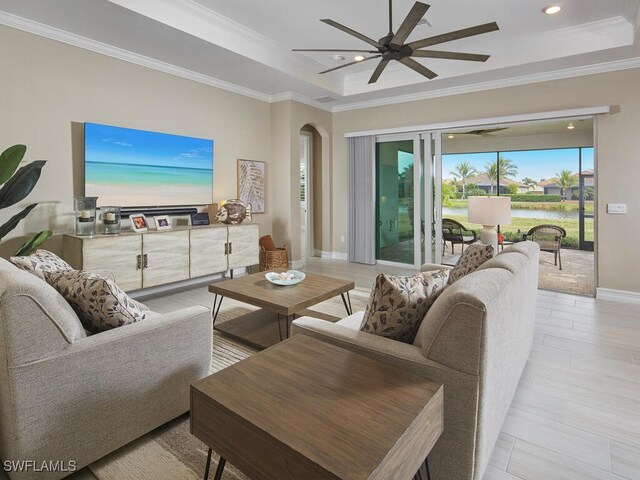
[
  {"left": 292, "top": 49, "right": 377, "bottom": 53},
  {"left": 399, "top": 57, "right": 438, "bottom": 79},
  {"left": 320, "top": 19, "right": 382, "bottom": 49},
  {"left": 407, "top": 22, "right": 499, "bottom": 50},
  {"left": 318, "top": 55, "right": 381, "bottom": 74},
  {"left": 369, "top": 59, "right": 390, "bottom": 84},
  {"left": 391, "top": 2, "right": 430, "bottom": 47},
  {"left": 411, "top": 50, "right": 490, "bottom": 62}
]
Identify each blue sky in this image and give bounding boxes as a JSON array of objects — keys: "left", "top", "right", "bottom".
[
  {"left": 443, "top": 148, "right": 594, "bottom": 182},
  {"left": 85, "top": 123, "right": 213, "bottom": 170}
]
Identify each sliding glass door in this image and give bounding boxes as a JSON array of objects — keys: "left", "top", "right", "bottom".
[
  {"left": 374, "top": 133, "right": 442, "bottom": 268},
  {"left": 375, "top": 138, "right": 415, "bottom": 265}
]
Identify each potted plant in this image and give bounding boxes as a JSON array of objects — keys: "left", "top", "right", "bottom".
[{"left": 0, "top": 144, "right": 52, "bottom": 255}]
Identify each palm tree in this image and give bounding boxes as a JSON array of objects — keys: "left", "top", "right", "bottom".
[
  {"left": 451, "top": 161, "right": 478, "bottom": 199},
  {"left": 484, "top": 156, "right": 519, "bottom": 194},
  {"left": 521, "top": 177, "right": 537, "bottom": 190},
  {"left": 555, "top": 169, "right": 577, "bottom": 201}
]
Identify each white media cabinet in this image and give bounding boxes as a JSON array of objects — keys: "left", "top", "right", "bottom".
[{"left": 63, "top": 223, "right": 259, "bottom": 291}]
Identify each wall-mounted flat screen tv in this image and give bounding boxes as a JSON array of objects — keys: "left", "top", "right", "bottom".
[{"left": 85, "top": 122, "right": 214, "bottom": 207}]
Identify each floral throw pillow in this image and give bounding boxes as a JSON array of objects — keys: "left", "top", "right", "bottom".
[
  {"left": 448, "top": 242, "right": 494, "bottom": 284},
  {"left": 360, "top": 269, "right": 450, "bottom": 344},
  {"left": 45, "top": 270, "right": 145, "bottom": 333},
  {"left": 10, "top": 249, "right": 73, "bottom": 280}
]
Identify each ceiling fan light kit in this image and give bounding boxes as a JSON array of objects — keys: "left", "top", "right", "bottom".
[{"left": 293, "top": 1, "right": 499, "bottom": 84}]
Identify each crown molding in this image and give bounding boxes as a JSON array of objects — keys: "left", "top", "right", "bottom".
[
  {"left": 2, "top": 9, "right": 639, "bottom": 117},
  {"left": 0, "top": 11, "right": 275, "bottom": 103},
  {"left": 332, "top": 56, "right": 640, "bottom": 113},
  {"left": 105, "top": 0, "right": 342, "bottom": 94},
  {"left": 270, "top": 92, "right": 334, "bottom": 112}
]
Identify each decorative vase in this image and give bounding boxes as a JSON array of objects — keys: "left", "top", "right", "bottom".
[
  {"left": 100, "top": 206, "right": 121, "bottom": 235},
  {"left": 74, "top": 196, "right": 98, "bottom": 236}
]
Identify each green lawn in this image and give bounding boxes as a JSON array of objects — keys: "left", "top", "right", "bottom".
[
  {"left": 448, "top": 199, "right": 594, "bottom": 213},
  {"left": 443, "top": 214, "right": 593, "bottom": 248}
]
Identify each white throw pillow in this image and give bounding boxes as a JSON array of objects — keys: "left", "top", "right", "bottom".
[
  {"left": 360, "top": 269, "right": 449, "bottom": 344},
  {"left": 10, "top": 249, "right": 73, "bottom": 280},
  {"left": 45, "top": 270, "right": 145, "bottom": 333}
]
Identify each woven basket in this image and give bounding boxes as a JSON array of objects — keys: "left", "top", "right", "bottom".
[{"left": 259, "top": 246, "right": 288, "bottom": 271}]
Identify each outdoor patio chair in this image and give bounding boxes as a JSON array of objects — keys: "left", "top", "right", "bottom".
[
  {"left": 524, "top": 224, "right": 567, "bottom": 270},
  {"left": 442, "top": 218, "right": 477, "bottom": 254}
]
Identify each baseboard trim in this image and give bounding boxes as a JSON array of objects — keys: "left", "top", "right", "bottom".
[
  {"left": 596, "top": 287, "right": 640, "bottom": 303},
  {"left": 320, "top": 251, "right": 348, "bottom": 261},
  {"left": 289, "top": 259, "right": 304, "bottom": 269}
]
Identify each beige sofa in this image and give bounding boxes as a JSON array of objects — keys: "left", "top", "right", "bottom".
[
  {"left": 0, "top": 258, "right": 212, "bottom": 480},
  {"left": 292, "top": 241, "right": 540, "bottom": 480}
]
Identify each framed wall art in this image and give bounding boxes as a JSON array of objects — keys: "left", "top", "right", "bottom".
[{"left": 237, "top": 159, "right": 266, "bottom": 214}]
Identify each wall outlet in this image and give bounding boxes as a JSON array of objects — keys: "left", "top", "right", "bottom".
[
  {"left": 607, "top": 203, "right": 627, "bottom": 215},
  {"left": 340, "top": 235, "right": 345, "bottom": 243}
]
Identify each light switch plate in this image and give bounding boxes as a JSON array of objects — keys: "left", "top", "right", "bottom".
[{"left": 607, "top": 203, "right": 627, "bottom": 214}]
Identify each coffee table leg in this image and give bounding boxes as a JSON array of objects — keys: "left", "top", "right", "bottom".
[
  {"left": 213, "top": 457, "right": 226, "bottom": 480},
  {"left": 341, "top": 292, "right": 353, "bottom": 316},
  {"left": 203, "top": 448, "right": 212, "bottom": 480},
  {"left": 277, "top": 314, "right": 283, "bottom": 341},
  {"left": 425, "top": 457, "right": 431, "bottom": 480},
  {"left": 212, "top": 295, "right": 224, "bottom": 326}
]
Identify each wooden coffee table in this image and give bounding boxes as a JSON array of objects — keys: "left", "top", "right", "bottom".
[
  {"left": 191, "top": 335, "right": 444, "bottom": 480},
  {"left": 209, "top": 271, "right": 355, "bottom": 349}
]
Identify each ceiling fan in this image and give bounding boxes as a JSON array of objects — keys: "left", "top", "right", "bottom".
[
  {"left": 458, "top": 128, "right": 508, "bottom": 137},
  {"left": 293, "top": 0, "right": 499, "bottom": 84}
]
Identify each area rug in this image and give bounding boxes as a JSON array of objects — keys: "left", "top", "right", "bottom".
[{"left": 89, "top": 290, "right": 370, "bottom": 480}]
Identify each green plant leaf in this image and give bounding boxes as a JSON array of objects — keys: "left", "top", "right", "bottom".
[
  {"left": 0, "top": 160, "right": 46, "bottom": 209},
  {"left": 0, "top": 145, "right": 27, "bottom": 185},
  {"left": 14, "top": 229, "right": 53, "bottom": 256},
  {"left": 0, "top": 203, "right": 37, "bottom": 241}
]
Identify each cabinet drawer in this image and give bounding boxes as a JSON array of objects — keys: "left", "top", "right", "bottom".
[
  {"left": 190, "top": 227, "right": 228, "bottom": 278},
  {"left": 143, "top": 231, "right": 190, "bottom": 288}
]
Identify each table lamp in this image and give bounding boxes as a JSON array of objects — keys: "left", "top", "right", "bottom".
[{"left": 467, "top": 196, "right": 512, "bottom": 255}]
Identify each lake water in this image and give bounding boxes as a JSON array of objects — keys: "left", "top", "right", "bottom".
[{"left": 443, "top": 207, "right": 579, "bottom": 220}]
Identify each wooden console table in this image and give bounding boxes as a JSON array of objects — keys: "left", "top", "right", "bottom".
[
  {"left": 191, "top": 335, "right": 444, "bottom": 480},
  {"left": 63, "top": 223, "right": 258, "bottom": 291}
]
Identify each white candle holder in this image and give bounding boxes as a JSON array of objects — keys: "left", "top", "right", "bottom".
[
  {"left": 100, "top": 206, "right": 121, "bottom": 235},
  {"left": 74, "top": 197, "right": 98, "bottom": 236}
]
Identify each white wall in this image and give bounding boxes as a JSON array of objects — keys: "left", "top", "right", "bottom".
[
  {"left": 333, "top": 68, "right": 640, "bottom": 294},
  {"left": 0, "top": 25, "right": 273, "bottom": 256}
]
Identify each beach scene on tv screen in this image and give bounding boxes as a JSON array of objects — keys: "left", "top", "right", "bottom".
[{"left": 85, "top": 123, "right": 214, "bottom": 207}]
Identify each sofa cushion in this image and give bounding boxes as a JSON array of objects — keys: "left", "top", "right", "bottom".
[
  {"left": 45, "top": 270, "right": 145, "bottom": 333},
  {"left": 360, "top": 269, "right": 449, "bottom": 344},
  {"left": 448, "top": 243, "right": 494, "bottom": 284},
  {"left": 10, "top": 249, "right": 73, "bottom": 280}
]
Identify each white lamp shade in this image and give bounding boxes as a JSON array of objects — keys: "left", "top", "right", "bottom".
[{"left": 468, "top": 196, "right": 512, "bottom": 226}]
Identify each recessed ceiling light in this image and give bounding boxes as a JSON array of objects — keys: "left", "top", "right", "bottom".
[
  {"left": 332, "top": 54, "right": 346, "bottom": 61},
  {"left": 543, "top": 5, "right": 562, "bottom": 15},
  {"left": 567, "top": 122, "right": 575, "bottom": 130},
  {"left": 448, "top": 134, "right": 454, "bottom": 139},
  {"left": 354, "top": 55, "right": 366, "bottom": 62}
]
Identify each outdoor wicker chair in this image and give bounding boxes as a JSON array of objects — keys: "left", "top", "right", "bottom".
[
  {"left": 442, "top": 218, "right": 477, "bottom": 254},
  {"left": 524, "top": 224, "right": 567, "bottom": 270}
]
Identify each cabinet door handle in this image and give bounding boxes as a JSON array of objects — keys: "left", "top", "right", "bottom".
[
  {"left": 136, "top": 254, "right": 142, "bottom": 270},
  {"left": 224, "top": 242, "right": 228, "bottom": 255},
  {"left": 229, "top": 242, "right": 233, "bottom": 254},
  {"left": 143, "top": 254, "right": 148, "bottom": 269}
]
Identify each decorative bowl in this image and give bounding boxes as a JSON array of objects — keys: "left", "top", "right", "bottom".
[{"left": 265, "top": 270, "right": 306, "bottom": 286}]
